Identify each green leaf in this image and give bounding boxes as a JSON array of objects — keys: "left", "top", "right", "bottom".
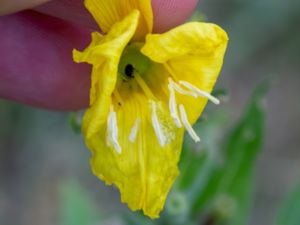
[
  {"left": 177, "top": 146, "right": 211, "bottom": 192},
  {"left": 68, "top": 112, "right": 82, "bottom": 134},
  {"left": 211, "top": 88, "right": 229, "bottom": 99},
  {"left": 189, "top": 11, "right": 207, "bottom": 22},
  {"left": 59, "top": 180, "right": 101, "bottom": 225},
  {"left": 175, "top": 112, "right": 227, "bottom": 211},
  {"left": 275, "top": 179, "right": 300, "bottom": 225},
  {"left": 191, "top": 79, "right": 269, "bottom": 225},
  {"left": 216, "top": 82, "right": 268, "bottom": 224},
  {"left": 122, "top": 213, "right": 155, "bottom": 225},
  {"left": 178, "top": 112, "right": 227, "bottom": 190}
]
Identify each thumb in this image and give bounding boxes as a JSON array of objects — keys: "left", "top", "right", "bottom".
[
  {"left": 152, "top": 0, "right": 199, "bottom": 32},
  {"left": 0, "top": 0, "right": 49, "bottom": 15},
  {"left": 34, "top": 0, "right": 199, "bottom": 32}
]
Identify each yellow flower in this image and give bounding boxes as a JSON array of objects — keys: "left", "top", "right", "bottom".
[{"left": 73, "top": 0, "right": 228, "bottom": 219}]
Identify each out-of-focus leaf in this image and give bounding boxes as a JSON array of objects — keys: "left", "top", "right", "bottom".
[
  {"left": 275, "top": 179, "right": 300, "bottom": 225},
  {"left": 211, "top": 88, "right": 229, "bottom": 99},
  {"left": 59, "top": 180, "right": 101, "bottom": 225},
  {"left": 177, "top": 112, "right": 227, "bottom": 193},
  {"left": 168, "top": 112, "right": 227, "bottom": 223},
  {"left": 190, "top": 168, "right": 222, "bottom": 217},
  {"left": 168, "top": 112, "right": 228, "bottom": 218},
  {"left": 68, "top": 112, "right": 82, "bottom": 134},
  {"left": 122, "top": 212, "right": 155, "bottom": 225},
  {"left": 216, "top": 81, "right": 268, "bottom": 225},
  {"left": 164, "top": 191, "right": 192, "bottom": 224},
  {"left": 177, "top": 147, "right": 210, "bottom": 192},
  {"left": 191, "top": 79, "right": 269, "bottom": 225},
  {"left": 166, "top": 192, "right": 189, "bottom": 216},
  {"left": 189, "top": 11, "right": 207, "bottom": 22}
]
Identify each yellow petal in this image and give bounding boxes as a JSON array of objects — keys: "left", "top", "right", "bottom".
[
  {"left": 88, "top": 91, "right": 184, "bottom": 218},
  {"left": 141, "top": 22, "right": 228, "bottom": 124},
  {"left": 84, "top": 0, "right": 153, "bottom": 41},
  {"left": 73, "top": 32, "right": 103, "bottom": 66},
  {"left": 73, "top": 10, "right": 140, "bottom": 138}
]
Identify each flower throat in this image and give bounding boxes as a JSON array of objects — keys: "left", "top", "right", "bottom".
[{"left": 119, "top": 43, "right": 151, "bottom": 81}]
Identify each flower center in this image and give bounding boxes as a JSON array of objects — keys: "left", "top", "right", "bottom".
[
  {"left": 119, "top": 43, "right": 151, "bottom": 80},
  {"left": 125, "top": 64, "right": 134, "bottom": 78},
  {"left": 107, "top": 44, "right": 221, "bottom": 153}
]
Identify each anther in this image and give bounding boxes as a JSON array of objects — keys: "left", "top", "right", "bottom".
[
  {"left": 168, "top": 83, "right": 182, "bottom": 128},
  {"left": 151, "top": 102, "right": 166, "bottom": 147},
  {"left": 179, "top": 104, "right": 200, "bottom": 143},
  {"left": 129, "top": 118, "right": 141, "bottom": 143},
  {"left": 107, "top": 105, "right": 122, "bottom": 154},
  {"left": 168, "top": 78, "right": 197, "bottom": 98},
  {"left": 179, "top": 81, "right": 220, "bottom": 104}
]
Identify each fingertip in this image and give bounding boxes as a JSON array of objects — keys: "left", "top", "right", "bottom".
[
  {"left": 35, "top": 0, "right": 199, "bottom": 34},
  {"left": 152, "top": 0, "right": 199, "bottom": 33},
  {"left": 0, "top": 11, "right": 91, "bottom": 110},
  {"left": 34, "top": 0, "right": 98, "bottom": 30},
  {"left": 0, "top": 0, "right": 50, "bottom": 15}
]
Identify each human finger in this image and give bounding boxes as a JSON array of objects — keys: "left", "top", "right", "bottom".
[
  {"left": 34, "top": 0, "right": 199, "bottom": 32},
  {"left": 0, "top": 0, "right": 50, "bottom": 15},
  {"left": 0, "top": 11, "right": 91, "bottom": 110}
]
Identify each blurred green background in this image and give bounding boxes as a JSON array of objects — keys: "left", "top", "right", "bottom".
[{"left": 1, "top": 0, "right": 300, "bottom": 224}]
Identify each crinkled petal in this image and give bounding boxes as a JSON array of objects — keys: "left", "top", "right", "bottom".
[
  {"left": 141, "top": 22, "right": 228, "bottom": 124},
  {"left": 84, "top": 0, "right": 153, "bottom": 40},
  {"left": 88, "top": 90, "right": 184, "bottom": 218},
  {"left": 73, "top": 10, "right": 140, "bottom": 138}
]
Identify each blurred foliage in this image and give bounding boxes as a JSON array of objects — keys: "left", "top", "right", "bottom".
[
  {"left": 189, "top": 11, "right": 207, "bottom": 22},
  {"left": 69, "top": 112, "right": 82, "bottom": 135},
  {"left": 59, "top": 180, "right": 101, "bottom": 225},
  {"left": 211, "top": 88, "right": 229, "bottom": 100},
  {"left": 275, "top": 179, "right": 300, "bottom": 225}
]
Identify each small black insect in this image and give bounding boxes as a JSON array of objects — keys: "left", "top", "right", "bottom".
[{"left": 125, "top": 64, "right": 134, "bottom": 78}]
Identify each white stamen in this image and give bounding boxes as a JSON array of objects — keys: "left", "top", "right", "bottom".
[
  {"left": 107, "top": 106, "right": 122, "bottom": 154},
  {"left": 179, "top": 104, "right": 201, "bottom": 143},
  {"left": 179, "top": 80, "right": 220, "bottom": 104},
  {"left": 129, "top": 118, "right": 141, "bottom": 143},
  {"left": 168, "top": 83, "right": 182, "bottom": 128},
  {"left": 168, "top": 78, "right": 197, "bottom": 98},
  {"left": 151, "top": 102, "right": 166, "bottom": 147}
]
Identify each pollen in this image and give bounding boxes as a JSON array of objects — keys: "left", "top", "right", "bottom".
[
  {"left": 168, "top": 83, "right": 182, "bottom": 128},
  {"left": 179, "top": 104, "right": 201, "bottom": 143},
  {"left": 151, "top": 101, "right": 166, "bottom": 147},
  {"left": 129, "top": 118, "right": 141, "bottom": 142},
  {"left": 107, "top": 105, "right": 122, "bottom": 154}
]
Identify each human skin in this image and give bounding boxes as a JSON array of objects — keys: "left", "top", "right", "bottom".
[{"left": 0, "top": 0, "right": 199, "bottom": 110}]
